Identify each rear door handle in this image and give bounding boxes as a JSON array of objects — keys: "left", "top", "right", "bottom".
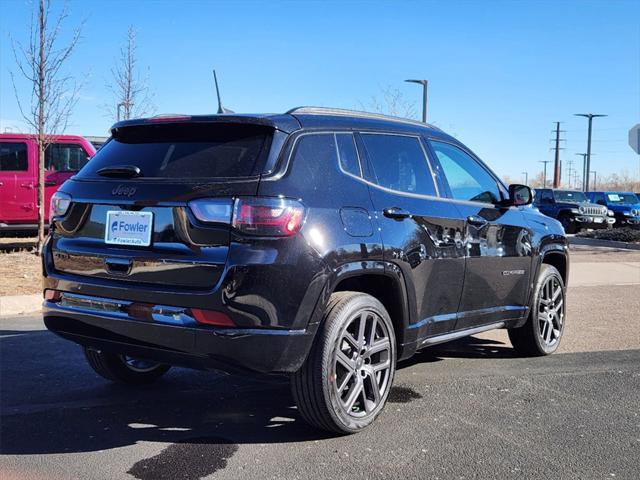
[
  {"left": 20, "top": 182, "right": 35, "bottom": 189},
  {"left": 467, "top": 215, "right": 488, "bottom": 227},
  {"left": 383, "top": 207, "right": 411, "bottom": 220}
]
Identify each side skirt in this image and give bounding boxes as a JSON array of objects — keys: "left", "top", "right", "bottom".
[{"left": 418, "top": 321, "right": 506, "bottom": 348}]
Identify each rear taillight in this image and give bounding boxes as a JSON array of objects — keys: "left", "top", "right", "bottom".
[
  {"left": 232, "top": 197, "right": 306, "bottom": 236},
  {"left": 50, "top": 192, "right": 71, "bottom": 218},
  {"left": 188, "top": 197, "right": 306, "bottom": 236}
]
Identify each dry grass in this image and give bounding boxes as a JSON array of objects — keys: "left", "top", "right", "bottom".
[{"left": 0, "top": 251, "right": 42, "bottom": 296}]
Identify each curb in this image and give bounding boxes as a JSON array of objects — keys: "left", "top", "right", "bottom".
[
  {"left": 569, "top": 237, "right": 640, "bottom": 251},
  {"left": 0, "top": 294, "right": 42, "bottom": 316}
]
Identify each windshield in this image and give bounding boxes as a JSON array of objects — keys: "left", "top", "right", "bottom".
[
  {"left": 606, "top": 193, "right": 639, "bottom": 204},
  {"left": 553, "top": 190, "right": 587, "bottom": 203},
  {"left": 77, "top": 123, "right": 273, "bottom": 179}
]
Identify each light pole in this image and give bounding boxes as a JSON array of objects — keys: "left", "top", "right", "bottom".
[
  {"left": 575, "top": 153, "right": 593, "bottom": 191},
  {"left": 539, "top": 160, "right": 551, "bottom": 187},
  {"left": 117, "top": 102, "right": 125, "bottom": 121},
  {"left": 574, "top": 113, "right": 607, "bottom": 192},
  {"left": 590, "top": 171, "right": 597, "bottom": 190},
  {"left": 405, "top": 79, "right": 428, "bottom": 123},
  {"left": 522, "top": 171, "right": 528, "bottom": 185}
]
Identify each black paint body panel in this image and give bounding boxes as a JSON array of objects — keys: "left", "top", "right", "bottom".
[{"left": 42, "top": 113, "right": 568, "bottom": 373}]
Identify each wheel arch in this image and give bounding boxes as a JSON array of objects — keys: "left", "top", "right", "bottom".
[
  {"left": 329, "top": 262, "right": 410, "bottom": 359},
  {"left": 541, "top": 249, "right": 568, "bottom": 285}
]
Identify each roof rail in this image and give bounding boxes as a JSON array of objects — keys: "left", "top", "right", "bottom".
[{"left": 286, "top": 106, "right": 439, "bottom": 130}]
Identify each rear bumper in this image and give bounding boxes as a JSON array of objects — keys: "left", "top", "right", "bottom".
[{"left": 43, "top": 300, "right": 317, "bottom": 375}]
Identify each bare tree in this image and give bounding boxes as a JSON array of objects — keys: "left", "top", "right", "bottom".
[
  {"left": 361, "top": 86, "right": 417, "bottom": 119},
  {"left": 106, "top": 26, "right": 154, "bottom": 121},
  {"left": 10, "top": 0, "right": 83, "bottom": 250}
]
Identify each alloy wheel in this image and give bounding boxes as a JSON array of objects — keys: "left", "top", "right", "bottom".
[
  {"left": 332, "top": 309, "right": 392, "bottom": 418},
  {"left": 538, "top": 276, "right": 564, "bottom": 347}
]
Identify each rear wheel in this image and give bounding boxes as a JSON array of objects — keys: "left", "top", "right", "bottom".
[
  {"left": 509, "top": 264, "right": 566, "bottom": 356},
  {"left": 84, "top": 348, "right": 171, "bottom": 385},
  {"left": 292, "top": 292, "right": 396, "bottom": 434}
]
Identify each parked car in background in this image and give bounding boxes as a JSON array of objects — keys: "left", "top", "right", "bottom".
[
  {"left": 43, "top": 108, "right": 569, "bottom": 433},
  {"left": 586, "top": 192, "right": 640, "bottom": 228},
  {"left": 0, "top": 134, "right": 95, "bottom": 232},
  {"left": 532, "top": 188, "right": 613, "bottom": 233}
]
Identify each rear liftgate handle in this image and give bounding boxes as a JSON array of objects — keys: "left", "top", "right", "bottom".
[{"left": 105, "top": 257, "right": 133, "bottom": 276}]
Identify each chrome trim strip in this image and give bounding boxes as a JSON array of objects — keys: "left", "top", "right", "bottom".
[
  {"left": 419, "top": 321, "right": 506, "bottom": 347},
  {"left": 46, "top": 292, "right": 307, "bottom": 335},
  {"left": 408, "top": 305, "right": 527, "bottom": 330}
]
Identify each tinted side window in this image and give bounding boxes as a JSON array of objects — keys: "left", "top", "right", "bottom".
[
  {"left": 430, "top": 141, "right": 501, "bottom": 204},
  {"left": 45, "top": 143, "right": 90, "bottom": 172},
  {"left": 0, "top": 142, "right": 28, "bottom": 171},
  {"left": 292, "top": 133, "right": 337, "bottom": 175},
  {"left": 361, "top": 134, "right": 436, "bottom": 196},
  {"left": 593, "top": 193, "right": 606, "bottom": 205},
  {"left": 538, "top": 189, "right": 553, "bottom": 203},
  {"left": 335, "top": 133, "right": 361, "bottom": 177}
]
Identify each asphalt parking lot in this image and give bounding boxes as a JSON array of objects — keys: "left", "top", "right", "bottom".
[{"left": 1, "top": 247, "right": 639, "bottom": 480}]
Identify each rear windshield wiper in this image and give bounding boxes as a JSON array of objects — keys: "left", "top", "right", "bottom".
[{"left": 96, "top": 165, "right": 143, "bottom": 178}]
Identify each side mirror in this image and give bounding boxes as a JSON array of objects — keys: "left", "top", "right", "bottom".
[{"left": 508, "top": 184, "right": 533, "bottom": 206}]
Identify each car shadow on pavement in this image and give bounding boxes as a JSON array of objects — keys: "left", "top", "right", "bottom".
[
  {"left": 0, "top": 329, "right": 514, "bottom": 461},
  {"left": 400, "top": 335, "right": 517, "bottom": 370}
]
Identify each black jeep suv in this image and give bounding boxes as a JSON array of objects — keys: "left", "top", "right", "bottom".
[
  {"left": 533, "top": 188, "right": 613, "bottom": 233},
  {"left": 43, "top": 107, "right": 569, "bottom": 433}
]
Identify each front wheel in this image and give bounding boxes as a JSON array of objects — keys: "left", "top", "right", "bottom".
[
  {"left": 84, "top": 348, "right": 171, "bottom": 385},
  {"left": 509, "top": 264, "right": 566, "bottom": 356},
  {"left": 559, "top": 213, "right": 577, "bottom": 234},
  {"left": 292, "top": 292, "right": 396, "bottom": 434}
]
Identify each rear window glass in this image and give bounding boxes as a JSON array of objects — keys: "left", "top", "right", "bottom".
[
  {"left": 77, "top": 123, "right": 273, "bottom": 179},
  {"left": 0, "top": 142, "right": 28, "bottom": 171}
]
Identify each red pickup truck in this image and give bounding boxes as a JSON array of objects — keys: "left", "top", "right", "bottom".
[{"left": 0, "top": 134, "right": 96, "bottom": 232}]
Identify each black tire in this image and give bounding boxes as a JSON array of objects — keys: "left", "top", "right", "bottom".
[
  {"left": 558, "top": 213, "right": 577, "bottom": 234},
  {"left": 292, "top": 292, "right": 396, "bottom": 434},
  {"left": 508, "top": 264, "right": 566, "bottom": 356},
  {"left": 84, "top": 348, "right": 171, "bottom": 385}
]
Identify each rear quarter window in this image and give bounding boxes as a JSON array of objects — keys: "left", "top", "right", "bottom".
[
  {"left": 77, "top": 123, "right": 273, "bottom": 179},
  {"left": 361, "top": 133, "right": 436, "bottom": 196}
]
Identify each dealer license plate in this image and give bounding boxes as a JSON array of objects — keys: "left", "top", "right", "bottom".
[{"left": 104, "top": 210, "right": 153, "bottom": 246}]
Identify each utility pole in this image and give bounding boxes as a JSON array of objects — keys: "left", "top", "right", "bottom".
[
  {"left": 539, "top": 160, "right": 551, "bottom": 188},
  {"left": 566, "top": 159, "right": 574, "bottom": 189},
  {"left": 574, "top": 113, "right": 607, "bottom": 192},
  {"left": 405, "top": 79, "right": 428, "bottom": 123},
  {"left": 551, "top": 122, "right": 565, "bottom": 188},
  {"left": 575, "top": 153, "right": 590, "bottom": 191},
  {"left": 522, "top": 171, "right": 528, "bottom": 185}
]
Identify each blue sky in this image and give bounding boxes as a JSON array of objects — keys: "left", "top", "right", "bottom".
[{"left": 1, "top": 0, "right": 638, "bottom": 182}]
